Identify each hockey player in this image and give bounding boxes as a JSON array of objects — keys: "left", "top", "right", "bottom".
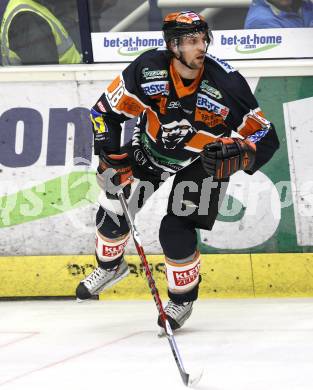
[{"left": 76, "top": 11, "right": 280, "bottom": 331}]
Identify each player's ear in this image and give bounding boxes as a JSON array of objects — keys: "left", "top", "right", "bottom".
[{"left": 168, "top": 39, "right": 179, "bottom": 56}]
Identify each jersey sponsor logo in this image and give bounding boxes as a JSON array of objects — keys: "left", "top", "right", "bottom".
[
  {"left": 206, "top": 53, "right": 235, "bottom": 73},
  {"left": 133, "top": 148, "right": 148, "bottom": 165},
  {"left": 167, "top": 101, "right": 181, "bottom": 109},
  {"left": 96, "top": 101, "right": 106, "bottom": 112},
  {"left": 119, "top": 99, "right": 143, "bottom": 116},
  {"left": 167, "top": 101, "right": 193, "bottom": 114},
  {"left": 200, "top": 80, "right": 222, "bottom": 100},
  {"left": 90, "top": 108, "right": 107, "bottom": 133},
  {"left": 247, "top": 128, "right": 269, "bottom": 143},
  {"left": 102, "top": 241, "right": 128, "bottom": 258},
  {"left": 94, "top": 132, "right": 106, "bottom": 141},
  {"left": 142, "top": 67, "right": 168, "bottom": 80},
  {"left": 195, "top": 108, "right": 225, "bottom": 128},
  {"left": 167, "top": 101, "right": 193, "bottom": 115},
  {"left": 173, "top": 262, "right": 200, "bottom": 287},
  {"left": 196, "top": 93, "right": 230, "bottom": 119},
  {"left": 158, "top": 119, "right": 197, "bottom": 150},
  {"left": 141, "top": 81, "right": 169, "bottom": 96}
]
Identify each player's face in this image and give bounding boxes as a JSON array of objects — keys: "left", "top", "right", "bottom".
[{"left": 178, "top": 32, "right": 208, "bottom": 69}]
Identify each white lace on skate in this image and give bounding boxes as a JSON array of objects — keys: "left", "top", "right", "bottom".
[
  {"left": 76, "top": 260, "right": 130, "bottom": 301},
  {"left": 81, "top": 261, "right": 130, "bottom": 296},
  {"left": 158, "top": 300, "right": 193, "bottom": 335},
  {"left": 165, "top": 300, "right": 191, "bottom": 318},
  {"left": 83, "top": 267, "right": 115, "bottom": 292}
]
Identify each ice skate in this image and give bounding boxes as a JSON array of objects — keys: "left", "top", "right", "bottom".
[
  {"left": 158, "top": 300, "right": 193, "bottom": 333},
  {"left": 76, "top": 259, "right": 129, "bottom": 301}
]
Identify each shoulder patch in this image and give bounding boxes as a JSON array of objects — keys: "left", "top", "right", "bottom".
[
  {"left": 141, "top": 67, "right": 168, "bottom": 80},
  {"left": 205, "top": 53, "right": 235, "bottom": 73},
  {"left": 136, "top": 49, "right": 170, "bottom": 82}
]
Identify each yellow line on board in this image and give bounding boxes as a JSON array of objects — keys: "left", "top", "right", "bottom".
[{"left": 0, "top": 254, "right": 313, "bottom": 298}]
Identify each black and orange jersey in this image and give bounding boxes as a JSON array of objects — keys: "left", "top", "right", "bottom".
[{"left": 91, "top": 48, "right": 279, "bottom": 174}]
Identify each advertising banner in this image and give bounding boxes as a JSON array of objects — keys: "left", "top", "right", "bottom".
[
  {"left": 0, "top": 76, "right": 313, "bottom": 256},
  {"left": 91, "top": 28, "right": 313, "bottom": 62}
]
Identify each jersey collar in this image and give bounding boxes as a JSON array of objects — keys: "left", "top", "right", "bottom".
[{"left": 170, "top": 60, "right": 204, "bottom": 99}]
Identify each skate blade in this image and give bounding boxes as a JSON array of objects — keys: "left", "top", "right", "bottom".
[
  {"left": 157, "top": 326, "right": 181, "bottom": 337},
  {"left": 97, "top": 268, "right": 130, "bottom": 293},
  {"left": 157, "top": 326, "right": 166, "bottom": 337}
]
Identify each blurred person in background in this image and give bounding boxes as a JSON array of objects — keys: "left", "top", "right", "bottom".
[
  {"left": 88, "top": 0, "right": 118, "bottom": 32},
  {"left": 0, "top": 0, "right": 81, "bottom": 65},
  {"left": 244, "top": 0, "right": 313, "bottom": 28}
]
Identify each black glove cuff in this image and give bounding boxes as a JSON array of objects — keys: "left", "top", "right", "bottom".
[{"left": 99, "top": 150, "right": 130, "bottom": 169}]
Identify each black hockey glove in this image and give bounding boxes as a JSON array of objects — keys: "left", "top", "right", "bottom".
[
  {"left": 97, "top": 151, "right": 133, "bottom": 199},
  {"left": 200, "top": 138, "right": 256, "bottom": 179}
]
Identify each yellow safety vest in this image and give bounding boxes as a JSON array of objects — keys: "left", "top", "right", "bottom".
[{"left": 0, "top": 0, "right": 81, "bottom": 65}]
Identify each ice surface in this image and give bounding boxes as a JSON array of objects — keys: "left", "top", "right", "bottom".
[{"left": 1, "top": 298, "right": 313, "bottom": 390}]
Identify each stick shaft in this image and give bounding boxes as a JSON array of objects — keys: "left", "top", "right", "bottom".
[{"left": 117, "top": 191, "right": 190, "bottom": 386}]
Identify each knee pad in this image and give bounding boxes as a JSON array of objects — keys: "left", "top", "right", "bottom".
[
  {"left": 96, "top": 206, "right": 129, "bottom": 239},
  {"left": 159, "top": 214, "right": 197, "bottom": 259}
]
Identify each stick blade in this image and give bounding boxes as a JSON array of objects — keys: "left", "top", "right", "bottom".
[
  {"left": 187, "top": 370, "right": 204, "bottom": 387},
  {"left": 157, "top": 327, "right": 165, "bottom": 337},
  {"left": 181, "top": 372, "right": 190, "bottom": 386}
]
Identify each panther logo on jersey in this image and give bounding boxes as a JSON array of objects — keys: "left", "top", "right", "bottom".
[{"left": 157, "top": 119, "right": 196, "bottom": 150}]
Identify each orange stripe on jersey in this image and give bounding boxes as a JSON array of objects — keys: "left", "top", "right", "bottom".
[
  {"left": 146, "top": 108, "right": 160, "bottom": 141},
  {"left": 107, "top": 75, "right": 122, "bottom": 94},
  {"left": 156, "top": 96, "right": 167, "bottom": 115},
  {"left": 238, "top": 110, "right": 267, "bottom": 138},
  {"left": 184, "top": 131, "right": 218, "bottom": 152},
  {"left": 115, "top": 94, "right": 145, "bottom": 117},
  {"left": 170, "top": 60, "right": 204, "bottom": 98},
  {"left": 105, "top": 75, "right": 145, "bottom": 118}
]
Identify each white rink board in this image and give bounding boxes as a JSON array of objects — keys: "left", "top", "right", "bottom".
[
  {"left": 0, "top": 65, "right": 313, "bottom": 255},
  {"left": 284, "top": 97, "right": 313, "bottom": 246},
  {"left": 0, "top": 77, "right": 265, "bottom": 256}
]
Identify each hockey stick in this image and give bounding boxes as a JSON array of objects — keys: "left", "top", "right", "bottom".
[{"left": 117, "top": 190, "right": 202, "bottom": 387}]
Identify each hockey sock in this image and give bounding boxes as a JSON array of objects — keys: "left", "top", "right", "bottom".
[
  {"left": 95, "top": 230, "right": 130, "bottom": 269},
  {"left": 165, "top": 250, "right": 200, "bottom": 301}
]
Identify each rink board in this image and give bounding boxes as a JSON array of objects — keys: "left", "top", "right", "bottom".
[
  {"left": 0, "top": 73, "right": 313, "bottom": 256},
  {"left": 1, "top": 253, "right": 313, "bottom": 299}
]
